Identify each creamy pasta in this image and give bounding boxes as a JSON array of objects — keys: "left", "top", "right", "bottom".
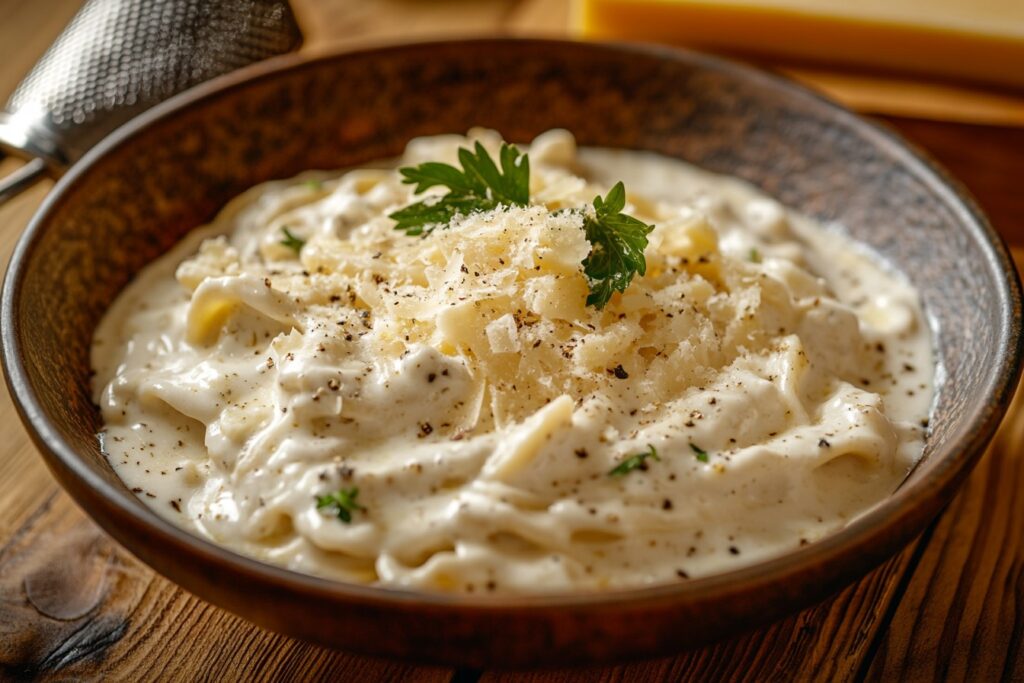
[{"left": 91, "top": 129, "right": 933, "bottom": 593}]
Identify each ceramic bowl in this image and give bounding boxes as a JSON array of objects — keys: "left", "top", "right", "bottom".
[{"left": 3, "top": 39, "right": 1021, "bottom": 667}]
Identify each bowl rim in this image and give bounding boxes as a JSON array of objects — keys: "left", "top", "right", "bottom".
[{"left": 3, "top": 37, "right": 1022, "bottom": 614}]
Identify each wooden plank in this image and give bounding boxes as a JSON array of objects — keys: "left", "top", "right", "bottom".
[
  {"left": 787, "top": 69, "right": 1024, "bottom": 128},
  {"left": 293, "top": 0, "right": 520, "bottom": 48},
  {"left": 0, "top": 492, "right": 452, "bottom": 682},
  {"left": 863, "top": 260, "right": 1024, "bottom": 682},
  {"left": 864, "top": 441, "right": 1024, "bottom": 682},
  {"left": 0, "top": 164, "right": 58, "bottom": 543}
]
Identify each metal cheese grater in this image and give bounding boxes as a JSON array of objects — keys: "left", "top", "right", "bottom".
[{"left": 0, "top": 0, "right": 303, "bottom": 203}]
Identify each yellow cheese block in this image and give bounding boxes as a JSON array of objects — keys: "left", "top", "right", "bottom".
[{"left": 576, "top": 0, "right": 1024, "bottom": 89}]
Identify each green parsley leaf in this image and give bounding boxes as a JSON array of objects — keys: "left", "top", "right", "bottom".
[
  {"left": 302, "top": 178, "right": 323, "bottom": 191},
  {"left": 582, "top": 182, "right": 655, "bottom": 309},
  {"left": 389, "top": 141, "right": 529, "bottom": 236},
  {"left": 690, "top": 442, "right": 710, "bottom": 463},
  {"left": 280, "top": 227, "right": 306, "bottom": 254},
  {"left": 316, "top": 487, "right": 365, "bottom": 523},
  {"left": 609, "top": 443, "right": 660, "bottom": 477},
  {"left": 749, "top": 247, "right": 762, "bottom": 264}
]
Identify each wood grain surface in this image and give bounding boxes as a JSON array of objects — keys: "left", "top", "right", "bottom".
[{"left": 1, "top": 1, "right": 1023, "bottom": 680}]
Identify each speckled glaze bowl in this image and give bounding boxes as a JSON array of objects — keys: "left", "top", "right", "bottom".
[{"left": 2, "top": 39, "right": 1021, "bottom": 668}]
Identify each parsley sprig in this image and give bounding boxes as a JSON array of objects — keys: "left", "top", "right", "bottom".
[
  {"left": 389, "top": 141, "right": 653, "bottom": 308},
  {"left": 316, "top": 487, "right": 365, "bottom": 523},
  {"left": 609, "top": 444, "right": 660, "bottom": 476},
  {"left": 581, "top": 182, "right": 654, "bottom": 309},
  {"left": 280, "top": 227, "right": 306, "bottom": 254},
  {"left": 389, "top": 142, "right": 529, "bottom": 236}
]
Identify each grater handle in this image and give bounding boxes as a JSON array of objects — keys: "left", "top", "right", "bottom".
[
  {"left": 0, "top": 0, "right": 302, "bottom": 205},
  {"left": 0, "top": 157, "right": 48, "bottom": 205}
]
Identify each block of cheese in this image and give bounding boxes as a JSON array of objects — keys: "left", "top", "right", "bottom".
[{"left": 576, "top": 0, "right": 1024, "bottom": 89}]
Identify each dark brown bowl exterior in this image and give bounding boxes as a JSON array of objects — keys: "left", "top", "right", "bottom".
[{"left": 2, "top": 39, "right": 1021, "bottom": 667}]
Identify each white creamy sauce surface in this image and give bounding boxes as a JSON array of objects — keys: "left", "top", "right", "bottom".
[{"left": 91, "top": 129, "right": 933, "bottom": 593}]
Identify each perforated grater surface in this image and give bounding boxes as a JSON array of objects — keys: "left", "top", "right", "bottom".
[{"left": 0, "top": 0, "right": 302, "bottom": 202}]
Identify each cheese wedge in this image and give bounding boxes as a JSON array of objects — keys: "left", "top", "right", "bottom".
[{"left": 576, "top": 0, "right": 1024, "bottom": 89}]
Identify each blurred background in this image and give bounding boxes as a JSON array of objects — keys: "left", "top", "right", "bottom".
[
  {"left": 4, "top": 0, "right": 1024, "bottom": 122},
  {"left": 1, "top": 0, "right": 1021, "bottom": 238}
]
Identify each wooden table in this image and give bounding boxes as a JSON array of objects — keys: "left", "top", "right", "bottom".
[{"left": 2, "top": 1, "right": 1023, "bottom": 680}]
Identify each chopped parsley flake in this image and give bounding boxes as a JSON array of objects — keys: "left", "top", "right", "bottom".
[
  {"left": 280, "top": 227, "right": 306, "bottom": 254},
  {"left": 316, "top": 487, "right": 365, "bottom": 523},
  {"left": 690, "top": 442, "right": 710, "bottom": 463},
  {"left": 609, "top": 444, "right": 660, "bottom": 476}
]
